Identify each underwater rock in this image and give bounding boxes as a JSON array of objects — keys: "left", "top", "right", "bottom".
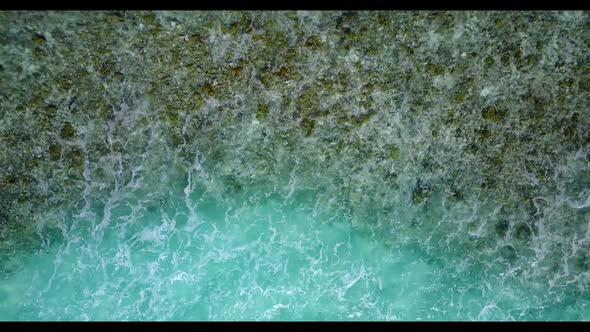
[
  {"left": 389, "top": 144, "right": 401, "bottom": 160},
  {"left": 63, "top": 147, "right": 84, "bottom": 171},
  {"left": 304, "top": 35, "right": 321, "bottom": 49},
  {"left": 256, "top": 104, "right": 269, "bottom": 120},
  {"left": 495, "top": 219, "right": 510, "bottom": 238},
  {"left": 482, "top": 106, "right": 505, "bottom": 123},
  {"left": 513, "top": 223, "right": 533, "bottom": 243},
  {"left": 300, "top": 117, "right": 316, "bottom": 137},
  {"left": 569, "top": 250, "right": 589, "bottom": 273},
  {"left": 48, "top": 144, "right": 61, "bottom": 161},
  {"left": 297, "top": 88, "right": 320, "bottom": 117},
  {"left": 60, "top": 122, "right": 75, "bottom": 139},
  {"left": 142, "top": 12, "right": 156, "bottom": 24},
  {"left": 412, "top": 179, "right": 432, "bottom": 205},
  {"left": 499, "top": 245, "right": 518, "bottom": 261},
  {"left": 99, "top": 60, "right": 116, "bottom": 77},
  {"left": 114, "top": 72, "right": 125, "bottom": 81},
  {"left": 31, "top": 33, "right": 45, "bottom": 45},
  {"left": 44, "top": 104, "right": 57, "bottom": 113},
  {"left": 448, "top": 185, "right": 464, "bottom": 202}
]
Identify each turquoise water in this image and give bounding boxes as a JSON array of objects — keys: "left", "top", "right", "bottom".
[{"left": 0, "top": 157, "right": 588, "bottom": 320}]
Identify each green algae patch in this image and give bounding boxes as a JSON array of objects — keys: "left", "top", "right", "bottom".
[
  {"left": 31, "top": 33, "right": 46, "bottom": 45},
  {"left": 412, "top": 179, "right": 432, "bottom": 204},
  {"left": 256, "top": 104, "right": 269, "bottom": 120},
  {"left": 48, "top": 144, "right": 61, "bottom": 161},
  {"left": 389, "top": 144, "right": 401, "bottom": 160},
  {"left": 300, "top": 117, "right": 316, "bottom": 137},
  {"left": 482, "top": 106, "right": 505, "bottom": 123},
  {"left": 61, "top": 122, "right": 76, "bottom": 139}
]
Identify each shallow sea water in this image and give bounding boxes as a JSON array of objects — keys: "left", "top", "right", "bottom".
[{"left": 0, "top": 162, "right": 588, "bottom": 321}]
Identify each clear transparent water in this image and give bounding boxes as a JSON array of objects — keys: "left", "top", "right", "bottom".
[{"left": 1, "top": 163, "right": 588, "bottom": 321}]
